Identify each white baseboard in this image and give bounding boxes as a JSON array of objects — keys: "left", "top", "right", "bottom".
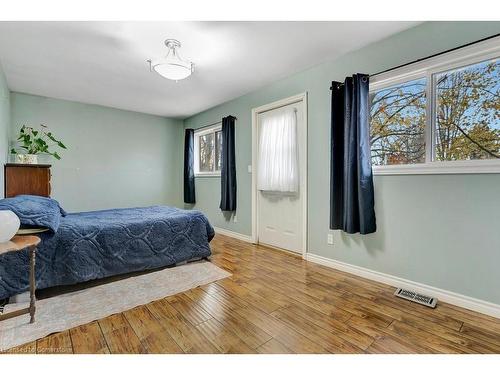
[
  {"left": 305, "top": 253, "right": 500, "bottom": 319},
  {"left": 214, "top": 230, "right": 500, "bottom": 319},
  {"left": 213, "top": 227, "right": 253, "bottom": 243}
]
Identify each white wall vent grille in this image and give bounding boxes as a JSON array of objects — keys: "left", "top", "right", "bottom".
[{"left": 394, "top": 288, "right": 437, "bottom": 308}]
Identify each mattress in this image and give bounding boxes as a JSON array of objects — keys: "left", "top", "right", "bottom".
[{"left": 0, "top": 206, "right": 214, "bottom": 300}]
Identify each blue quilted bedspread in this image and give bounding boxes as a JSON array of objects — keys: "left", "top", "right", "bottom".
[{"left": 0, "top": 206, "right": 214, "bottom": 300}]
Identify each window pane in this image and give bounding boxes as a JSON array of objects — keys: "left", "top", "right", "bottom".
[
  {"left": 435, "top": 59, "right": 500, "bottom": 161},
  {"left": 257, "top": 108, "right": 299, "bottom": 192},
  {"left": 370, "top": 78, "right": 427, "bottom": 165},
  {"left": 215, "top": 131, "right": 222, "bottom": 171},
  {"left": 198, "top": 133, "right": 214, "bottom": 172}
]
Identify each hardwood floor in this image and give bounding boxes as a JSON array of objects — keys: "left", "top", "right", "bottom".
[{"left": 3, "top": 233, "right": 500, "bottom": 354}]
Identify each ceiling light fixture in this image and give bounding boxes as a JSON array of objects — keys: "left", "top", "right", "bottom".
[{"left": 147, "top": 39, "right": 194, "bottom": 81}]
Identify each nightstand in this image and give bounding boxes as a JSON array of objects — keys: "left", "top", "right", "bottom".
[
  {"left": 0, "top": 235, "right": 40, "bottom": 324},
  {"left": 4, "top": 163, "right": 52, "bottom": 198}
]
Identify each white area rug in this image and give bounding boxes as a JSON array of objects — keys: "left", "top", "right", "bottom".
[{"left": 0, "top": 261, "right": 231, "bottom": 351}]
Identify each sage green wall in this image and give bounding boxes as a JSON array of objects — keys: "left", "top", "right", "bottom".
[
  {"left": 0, "top": 61, "right": 9, "bottom": 198},
  {"left": 184, "top": 22, "right": 500, "bottom": 305},
  {"left": 10, "top": 93, "right": 183, "bottom": 212}
]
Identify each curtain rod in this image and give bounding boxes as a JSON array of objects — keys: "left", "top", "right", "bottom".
[
  {"left": 192, "top": 116, "right": 237, "bottom": 131},
  {"left": 258, "top": 101, "right": 301, "bottom": 115},
  {"left": 371, "top": 33, "right": 499, "bottom": 77},
  {"left": 330, "top": 33, "right": 499, "bottom": 90}
]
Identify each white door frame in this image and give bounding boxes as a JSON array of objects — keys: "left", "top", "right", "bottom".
[{"left": 251, "top": 92, "right": 308, "bottom": 259}]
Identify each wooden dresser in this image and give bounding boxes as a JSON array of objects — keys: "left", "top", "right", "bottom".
[{"left": 4, "top": 164, "right": 52, "bottom": 198}]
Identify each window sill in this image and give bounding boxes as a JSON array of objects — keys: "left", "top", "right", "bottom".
[
  {"left": 372, "top": 160, "right": 500, "bottom": 175},
  {"left": 195, "top": 173, "right": 221, "bottom": 178}
]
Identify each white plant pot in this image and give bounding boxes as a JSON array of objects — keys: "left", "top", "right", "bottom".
[
  {"left": 16, "top": 154, "right": 38, "bottom": 164},
  {"left": 0, "top": 210, "right": 20, "bottom": 243}
]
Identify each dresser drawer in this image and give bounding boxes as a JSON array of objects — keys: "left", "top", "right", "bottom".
[{"left": 4, "top": 164, "right": 52, "bottom": 198}]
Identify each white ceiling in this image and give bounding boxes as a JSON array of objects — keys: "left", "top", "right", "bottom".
[{"left": 0, "top": 21, "right": 420, "bottom": 118}]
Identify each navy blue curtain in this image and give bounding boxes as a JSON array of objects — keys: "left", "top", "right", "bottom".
[
  {"left": 220, "top": 116, "right": 237, "bottom": 211},
  {"left": 184, "top": 129, "right": 196, "bottom": 204},
  {"left": 330, "top": 74, "right": 376, "bottom": 234}
]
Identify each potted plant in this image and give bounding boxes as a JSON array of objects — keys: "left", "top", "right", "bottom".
[{"left": 10, "top": 124, "right": 67, "bottom": 164}]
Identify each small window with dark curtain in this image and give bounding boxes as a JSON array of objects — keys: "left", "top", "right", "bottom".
[{"left": 194, "top": 125, "right": 222, "bottom": 176}]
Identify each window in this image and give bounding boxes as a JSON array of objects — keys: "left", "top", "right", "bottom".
[
  {"left": 369, "top": 37, "right": 500, "bottom": 174},
  {"left": 370, "top": 78, "right": 427, "bottom": 166},
  {"left": 194, "top": 125, "right": 222, "bottom": 176},
  {"left": 257, "top": 107, "right": 299, "bottom": 192},
  {"left": 434, "top": 60, "right": 500, "bottom": 161}
]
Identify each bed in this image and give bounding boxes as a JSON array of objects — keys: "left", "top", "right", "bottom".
[{"left": 0, "top": 197, "right": 214, "bottom": 300}]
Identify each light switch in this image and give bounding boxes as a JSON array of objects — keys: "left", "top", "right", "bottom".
[{"left": 247, "top": 165, "right": 252, "bottom": 173}]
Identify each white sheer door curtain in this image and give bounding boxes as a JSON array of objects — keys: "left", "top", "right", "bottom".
[{"left": 257, "top": 107, "right": 299, "bottom": 193}]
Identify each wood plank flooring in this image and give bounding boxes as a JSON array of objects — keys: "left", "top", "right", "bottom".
[{"left": 3, "top": 233, "right": 500, "bottom": 354}]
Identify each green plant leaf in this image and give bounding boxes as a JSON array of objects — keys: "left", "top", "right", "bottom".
[
  {"left": 13, "top": 124, "right": 66, "bottom": 161},
  {"left": 35, "top": 138, "right": 47, "bottom": 147},
  {"left": 10, "top": 148, "right": 17, "bottom": 154}
]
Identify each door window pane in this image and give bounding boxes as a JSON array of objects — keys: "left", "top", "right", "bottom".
[
  {"left": 257, "top": 107, "right": 299, "bottom": 192},
  {"left": 435, "top": 59, "right": 500, "bottom": 161},
  {"left": 370, "top": 78, "right": 427, "bottom": 165}
]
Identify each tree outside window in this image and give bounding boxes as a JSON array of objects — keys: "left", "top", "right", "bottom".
[{"left": 370, "top": 58, "right": 500, "bottom": 166}]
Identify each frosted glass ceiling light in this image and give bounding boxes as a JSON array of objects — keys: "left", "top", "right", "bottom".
[{"left": 148, "top": 39, "right": 194, "bottom": 81}]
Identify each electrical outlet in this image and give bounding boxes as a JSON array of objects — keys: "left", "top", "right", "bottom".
[
  {"left": 247, "top": 165, "right": 252, "bottom": 173},
  {"left": 327, "top": 233, "right": 334, "bottom": 245},
  {"left": 233, "top": 215, "right": 238, "bottom": 223}
]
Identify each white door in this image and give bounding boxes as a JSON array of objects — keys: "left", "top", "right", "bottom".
[{"left": 257, "top": 101, "right": 306, "bottom": 254}]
